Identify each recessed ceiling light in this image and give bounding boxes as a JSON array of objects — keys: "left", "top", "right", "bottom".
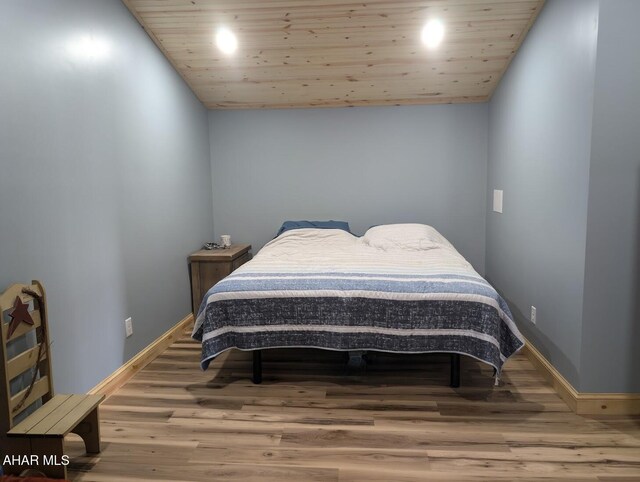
[
  {"left": 421, "top": 19, "right": 445, "bottom": 49},
  {"left": 216, "top": 27, "right": 238, "bottom": 55}
]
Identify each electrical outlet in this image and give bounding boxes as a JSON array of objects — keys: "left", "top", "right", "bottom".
[
  {"left": 530, "top": 306, "right": 537, "bottom": 324},
  {"left": 125, "top": 317, "right": 133, "bottom": 337}
]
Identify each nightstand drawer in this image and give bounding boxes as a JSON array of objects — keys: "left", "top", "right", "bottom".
[{"left": 232, "top": 252, "right": 252, "bottom": 270}]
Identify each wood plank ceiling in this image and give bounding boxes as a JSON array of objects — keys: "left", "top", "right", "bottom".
[{"left": 123, "top": 0, "right": 545, "bottom": 109}]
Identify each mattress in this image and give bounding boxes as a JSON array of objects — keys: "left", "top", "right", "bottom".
[{"left": 193, "top": 227, "right": 524, "bottom": 375}]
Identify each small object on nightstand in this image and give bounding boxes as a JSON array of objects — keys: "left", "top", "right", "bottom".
[{"left": 189, "top": 244, "right": 251, "bottom": 315}]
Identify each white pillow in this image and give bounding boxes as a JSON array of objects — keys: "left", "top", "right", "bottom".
[{"left": 361, "top": 224, "right": 454, "bottom": 251}]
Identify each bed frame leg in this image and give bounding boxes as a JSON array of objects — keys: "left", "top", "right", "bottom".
[
  {"left": 252, "top": 350, "right": 262, "bottom": 384},
  {"left": 450, "top": 353, "right": 461, "bottom": 388},
  {"left": 347, "top": 350, "right": 367, "bottom": 371}
]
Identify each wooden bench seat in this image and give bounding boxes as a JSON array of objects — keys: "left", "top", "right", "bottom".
[
  {"left": 9, "top": 393, "right": 104, "bottom": 438},
  {"left": 6, "top": 394, "right": 104, "bottom": 479},
  {"left": 1, "top": 281, "right": 105, "bottom": 479}
]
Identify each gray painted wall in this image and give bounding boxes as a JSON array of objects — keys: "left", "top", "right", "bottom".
[
  {"left": 209, "top": 104, "right": 489, "bottom": 273},
  {"left": 580, "top": 0, "right": 640, "bottom": 393},
  {"left": 0, "top": 1, "right": 213, "bottom": 393},
  {"left": 486, "top": 0, "right": 599, "bottom": 389}
]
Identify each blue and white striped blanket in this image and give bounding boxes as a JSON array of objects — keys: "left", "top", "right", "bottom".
[{"left": 193, "top": 227, "right": 524, "bottom": 375}]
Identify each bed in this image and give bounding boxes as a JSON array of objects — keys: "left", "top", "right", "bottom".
[{"left": 192, "top": 223, "right": 524, "bottom": 387}]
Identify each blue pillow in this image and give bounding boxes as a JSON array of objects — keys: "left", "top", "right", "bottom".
[{"left": 276, "top": 220, "right": 351, "bottom": 237}]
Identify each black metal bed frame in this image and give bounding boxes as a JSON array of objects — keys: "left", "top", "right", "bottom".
[{"left": 251, "top": 350, "right": 461, "bottom": 388}]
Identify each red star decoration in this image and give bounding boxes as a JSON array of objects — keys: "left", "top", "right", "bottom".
[{"left": 7, "top": 296, "right": 34, "bottom": 340}]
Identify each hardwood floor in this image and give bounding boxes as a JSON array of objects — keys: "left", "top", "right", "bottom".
[{"left": 67, "top": 331, "right": 640, "bottom": 481}]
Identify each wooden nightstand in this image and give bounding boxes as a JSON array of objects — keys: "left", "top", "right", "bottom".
[{"left": 189, "top": 244, "right": 251, "bottom": 314}]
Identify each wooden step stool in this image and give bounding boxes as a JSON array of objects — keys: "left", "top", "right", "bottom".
[{"left": 0, "top": 281, "right": 104, "bottom": 479}]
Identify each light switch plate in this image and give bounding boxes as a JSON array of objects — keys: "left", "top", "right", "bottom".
[
  {"left": 125, "top": 317, "right": 133, "bottom": 338},
  {"left": 493, "top": 189, "right": 503, "bottom": 213}
]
